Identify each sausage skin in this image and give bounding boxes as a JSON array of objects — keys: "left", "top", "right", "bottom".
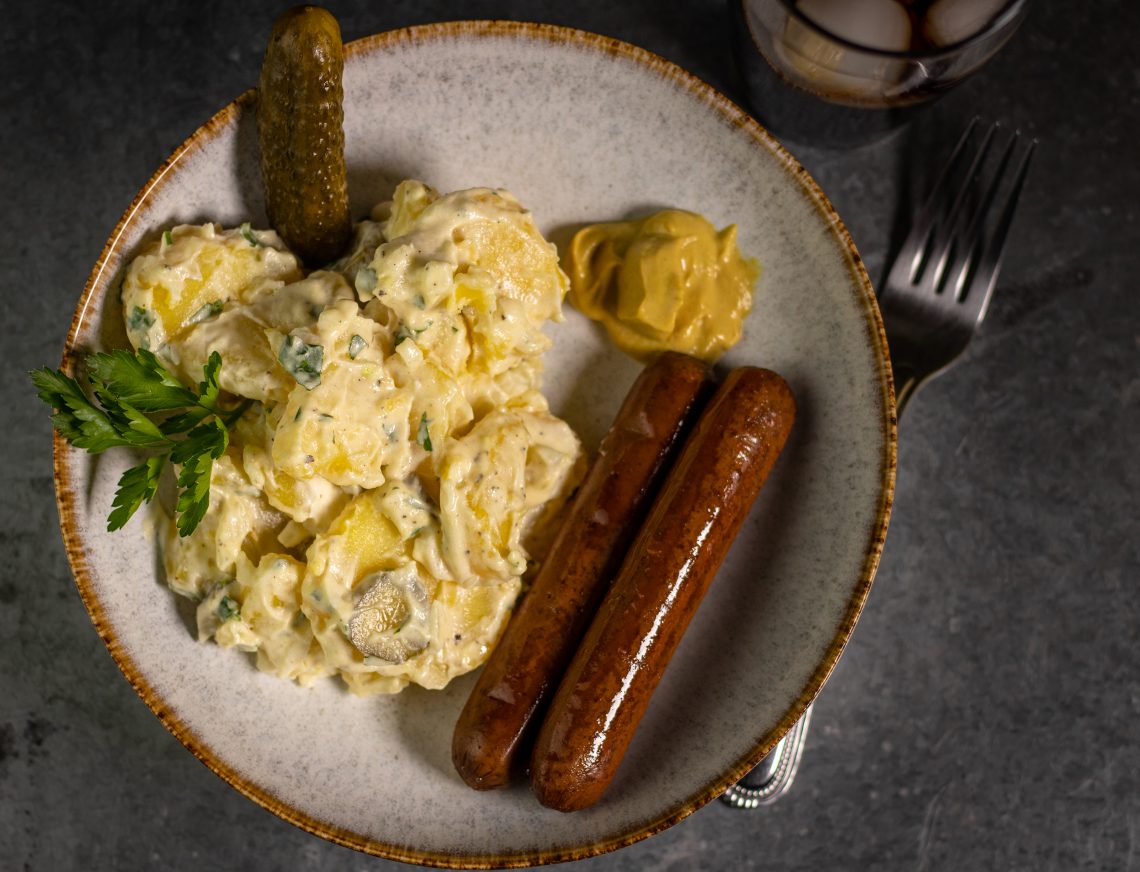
[
  {"left": 451, "top": 352, "right": 713, "bottom": 790},
  {"left": 530, "top": 367, "right": 796, "bottom": 811}
]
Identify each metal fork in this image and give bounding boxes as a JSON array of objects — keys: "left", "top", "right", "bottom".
[{"left": 722, "top": 119, "right": 1035, "bottom": 809}]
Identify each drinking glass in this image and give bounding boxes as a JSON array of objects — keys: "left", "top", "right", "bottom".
[{"left": 730, "top": 0, "right": 1028, "bottom": 147}]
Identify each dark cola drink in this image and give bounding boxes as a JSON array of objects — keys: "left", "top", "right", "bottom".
[{"left": 730, "top": 0, "right": 1026, "bottom": 148}]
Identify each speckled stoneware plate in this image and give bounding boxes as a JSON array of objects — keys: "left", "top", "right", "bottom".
[{"left": 55, "top": 21, "right": 895, "bottom": 868}]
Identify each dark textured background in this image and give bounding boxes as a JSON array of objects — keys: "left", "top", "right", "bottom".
[{"left": 3, "top": 1, "right": 1137, "bottom": 869}]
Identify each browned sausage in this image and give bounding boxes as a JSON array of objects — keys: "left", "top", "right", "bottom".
[
  {"left": 451, "top": 352, "right": 714, "bottom": 790},
  {"left": 530, "top": 367, "right": 795, "bottom": 811}
]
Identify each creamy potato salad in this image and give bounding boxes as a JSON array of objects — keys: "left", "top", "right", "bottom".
[{"left": 121, "top": 181, "right": 584, "bottom": 694}]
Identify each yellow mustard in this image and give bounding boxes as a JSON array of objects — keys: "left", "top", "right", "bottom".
[{"left": 564, "top": 209, "right": 758, "bottom": 363}]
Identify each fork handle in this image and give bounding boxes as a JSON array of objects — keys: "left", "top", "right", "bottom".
[{"left": 890, "top": 355, "right": 920, "bottom": 418}]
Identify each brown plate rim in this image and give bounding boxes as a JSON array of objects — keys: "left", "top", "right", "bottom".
[{"left": 53, "top": 19, "right": 896, "bottom": 869}]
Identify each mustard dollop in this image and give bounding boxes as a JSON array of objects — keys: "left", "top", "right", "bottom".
[{"left": 564, "top": 209, "right": 758, "bottom": 363}]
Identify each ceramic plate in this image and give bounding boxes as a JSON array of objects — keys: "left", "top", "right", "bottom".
[{"left": 55, "top": 21, "right": 895, "bottom": 868}]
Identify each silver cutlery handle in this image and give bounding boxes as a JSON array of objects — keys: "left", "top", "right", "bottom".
[
  {"left": 890, "top": 357, "right": 921, "bottom": 414},
  {"left": 720, "top": 707, "right": 813, "bottom": 808}
]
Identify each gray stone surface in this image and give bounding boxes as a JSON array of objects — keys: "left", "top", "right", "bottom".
[{"left": 2, "top": 0, "right": 1137, "bottom": 869}]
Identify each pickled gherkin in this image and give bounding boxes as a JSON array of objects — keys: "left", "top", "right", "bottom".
[{"left": 257, "top": 6, "right": 352, "bottom": 266}]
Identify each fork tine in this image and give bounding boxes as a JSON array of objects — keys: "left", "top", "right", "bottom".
[
  {"left": 962, "top": 137, "right": 1036, "bottom": 323},
  {"left": 919, "top": 122, "right": 999, "bottom": 291},
  {"left": 940, "top": 130, "right": 1022, "bottom": 301},
  {"left": 891, "top": 117, "right": 981, "bottom": 287}
]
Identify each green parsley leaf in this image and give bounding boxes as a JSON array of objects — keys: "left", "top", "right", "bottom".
[
  {"left": 169, "top": 417, "right": 228, "bottom": 465},
  {"left": 174, "top": 449, "right": 214, "bottom": 538},
  {"left": 394, "top": 322, "right": 430, "bottom": 346},
  {"left": 158, "top": 352, "right": 228, "bottom": 435},
  {"left": 217, "top": 595, "right": 242, "bottom": 621},
  {"left": 278, "top": 335, "right": 323, "bottom": 390},
  {"left": 162, "top": 230, "right": 174, "bottom": 247},
  {"left": 417, "top": 412, "right": 432, "bottom": 452},
  {"left": 348, "top": 334, "right": 367, "bottom": 360},
  {"left": 240, "top": 222, "right": 260, "bottom": 247},
  {"left": 126, "top": 306, "right": 155, "bottom": 334},
  {"left": 159, "top": 406, "right": 210, "bottom": 436},
  {"left": 108, "top": 455, "right": 165, "bottom": 531},
  {"left": 171, "top": 420, "right": 227, "bottom": 538},
  {"left": 197, "top": 351, "right": 223, "bottom": 407},
  {"left": 30, "top": 366, "right": 128, "bottom": 452},
  {"left": 187, "top": 299, "right": 223, "bottom": 325},
  {"left": 86, "top": 348, "right": 197, "bottom": 412},
  {"left": 91, "top": 388, "right": 167, "bottom": 447}
]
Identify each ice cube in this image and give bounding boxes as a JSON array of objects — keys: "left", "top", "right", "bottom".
[
  {"left": 778, "top": 0, "right": 912, "bottom": 102},
  {"left": 923, "top": 0, "right": 1008, "bottom": 46},
  {"left": 798, "top": 0, "right": 912, "bottom": 52}
]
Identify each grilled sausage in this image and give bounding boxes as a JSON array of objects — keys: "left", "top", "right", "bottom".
[
  {"left": 530, "top": 367, "right": 795, "bottom": 811},
  {"left": 452, "top": 352, "right": 714, "bottom": 789}
]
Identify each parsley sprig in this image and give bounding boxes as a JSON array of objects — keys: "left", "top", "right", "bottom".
[{"left": 31, "top": 349, "right": 248, "bottom": 537}]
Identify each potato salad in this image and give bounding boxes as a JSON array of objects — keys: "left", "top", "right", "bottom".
[{"left": 120, "top": 181, "right": 585, "bottom": 694}]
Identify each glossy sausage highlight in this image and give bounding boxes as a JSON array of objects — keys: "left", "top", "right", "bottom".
[{"left": 530, "top": 366, "right": 795, "bottom": 811}]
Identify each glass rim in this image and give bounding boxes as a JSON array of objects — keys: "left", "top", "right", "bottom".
[{"left": 772, "top": 0, "right": 1028, "bottom": 60}]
